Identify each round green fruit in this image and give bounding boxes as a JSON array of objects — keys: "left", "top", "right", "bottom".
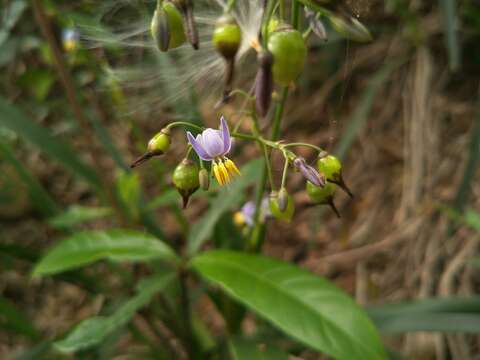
[
  {"left": 306, "top": 181, "right": 336, "bottom": 204},
  {"left": 317, "top": 154, "right": 342, "bottom": 182},
  {"left": 173, "top": 159, "right": 199, "bottom": 207},
  {"left": 267, "top": 27, "right": 307, "bottom": 86},
  {"left": 212, "top": 14, "right": 242, "bottom": 59},
  {"left": 147, "top": 128, "right": 170, "bottom": 155}
]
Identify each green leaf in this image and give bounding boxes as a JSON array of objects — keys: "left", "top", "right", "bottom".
[
  {"left": 368, "top": 297, "right": 480, "bottom": 333},
  {"left": 33, "top": 229, "right": 178, "bottom": 277},
  {"left": 54, "top": 272, "right": 175, "bottom": 353},
  {"left": 192, "top": 250, "right": 386, "bottom": 360},
  {"left": 464, "top": 209, "right": 480, "bottom": 232},
  {"left": 0, "top": 96, "right": 101, "bottom": 188},
  {"left": 229, "top": 338, "right": 289, "bottom": 360},
  {"left": 187, "top": 159, "right": 263, "bottom": 255},
  {"left": 0, "top": 297, "right": 40, "bottom": 340},
  {"left": 48, "top": 205, "right": 113, "bottom": 229}
]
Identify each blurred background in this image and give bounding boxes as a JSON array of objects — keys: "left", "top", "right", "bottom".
[{"left": 1, "top": 0, "right": 479, "bottom": 358}]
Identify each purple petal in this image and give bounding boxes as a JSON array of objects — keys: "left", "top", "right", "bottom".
[
  {"left": 219, "top": 116, "right": 231, "bottom": 154},
  {"left": 200, "top": 128, "right": 225, "bottom": 158},
  {"left": 187, "top": 132, "right": 212, "bottom": 160},
  {"left": 241, "top": 201, "right": 256, "bottom": 226},
  {"left": 294, "top": 158, "right": 325, "bottom": 187}
]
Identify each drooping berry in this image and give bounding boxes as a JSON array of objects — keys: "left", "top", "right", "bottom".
[
  {"left": 172, "top": 158, "right": 200, "bottom": 208},
  {"left": 317, "top": 154, "right": 353, "bottom": 198},
  {"left": 212, "top": 14, "right": 242, "bottom": 103},
  {"left": 131, "top": 128, "right": 171, "bottom": 168},
  {"left": 269, "top": 191, "right": 295, "bottom": 223},
  {"left": 151, "top": 1, "right": 186, "bottom": 52},
  {"left": 213, "top": 14, "right": 242, "bottom": 59},
  {"left": 306, "top": 181, "right": 340, "bottom": 218},
  {"left": 267, "top": 25, "right": 307, "bottom": 86}
]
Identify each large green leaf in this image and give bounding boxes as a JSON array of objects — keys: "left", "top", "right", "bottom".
[
  {"left": 229, "top": 338, "right": 289, "bottom": 360},
  {"left": 192, "top": 250, "right": 386, "bottom": 360},
  {"left": 54, "top": 273, "right": 175, "bottom": 353},
  {"left": 0, "top": 96, "right": 101, "bottom": 188},
  {"left": 33, "top": 229, "right": 177, "bottom": 277},
  {"left": 187, "top": 159, "right": 262, "bottom": 255}
]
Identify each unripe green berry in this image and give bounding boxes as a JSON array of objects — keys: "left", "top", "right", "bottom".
[
  {"left": 267, "top": 18, "right": 280, "bottom": 35},
  {"left": 147, "top": 128, "right": 171, "bottom": 156},
  {"left": 306, "top": 181, "right": 336, "bottom": 204},
  {"left": 173, "top": 159, "right": 199, "bottom": 208},
  {"left": 317, "top": 154, "right": 342, "bottom": 182},
  {"left": 267, "top": 26, "right": 307, "bottom": 86},
  {"left": 212, "top": 14, "right": 242, "bottom": 59},
  {"left": 269, "top": 191, "right": 295, "bottom": 222},
  {"left": 151, "top": 2, "right": 186, "bottom": 52}
]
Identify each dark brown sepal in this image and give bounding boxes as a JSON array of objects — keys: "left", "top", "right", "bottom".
[
  {"left": 328, "top": 197, "right": 341, "bottom": 218},
  {"left": 255, "top": 51, "right": 274, "bottom": 117},
  {"left": 130, "top": 150, "right": 164, "bottom": 169},
  {"left": 330, "top": 175, "right": 354, "bottom": 199}
]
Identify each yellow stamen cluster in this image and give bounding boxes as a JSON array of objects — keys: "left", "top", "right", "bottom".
[{"left": 212, "top": 157, "right": 241, "bottom": 185}]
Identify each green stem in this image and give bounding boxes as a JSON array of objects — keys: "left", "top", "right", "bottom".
[
  {"left": 280, "top": 155, "right": 289, "bottom": 189},
  {"left": 249, "top": 87, "right": 290, "bottom": 250},
  {"left": 292, "top": 0, "right": 301, "bottom": 29},
  {"left": 166, "top": 121, "right": 203, "bottom": 131},
  {"left": 283, "top": 142, "right": 324, "bottom": 152}
]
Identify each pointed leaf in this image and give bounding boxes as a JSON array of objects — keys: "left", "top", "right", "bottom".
[
  {"left": 33, "top": 229, "right": 177, "bottom": 277},
  {"left": 192, "top": 250, "right": 386, "bottom": 360},
  {"left": 54, "top": 273, "right": 174, "bottom": 352}
]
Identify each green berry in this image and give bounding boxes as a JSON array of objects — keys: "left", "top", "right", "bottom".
[
  {"left": 317, "top": 154, "right": 342, "bottom": 182},
  {"left": 173, "top": 159, "right": 199, "bottom": 208},
  {"left": 151, "top": 2, "right": 186, "bottom": 52},
  {"left": 269, "top": 192, "right": 295, "bottom": 222},
  {"left": 147, "top": 128, "right": 170, "bottom": 155},
  {"left": 306, "top": 181, "right": 336, "bottom": 204},
  {"left": 267, "top": 26, "right": 307, "bottom": 86},
  {"left": 212, "top": 14, "right": 242, "bottom": 59}
]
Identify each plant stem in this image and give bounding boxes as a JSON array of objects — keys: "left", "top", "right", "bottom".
[
  {"left": 249, "top": 87, "right": 289, "bottom": 250},
  {"left": 179, "top": 268, "right": 195, "bottom": 359}
]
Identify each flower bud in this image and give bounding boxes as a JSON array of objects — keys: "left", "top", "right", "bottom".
[
  {"left": 329, "top": 15, "right": 372, "bottom": 43},
  {"left": 172, "top": 158, "right": 200, "bottom": 208},
  {"left": 317, "top": 154, "right": 353, "bottom": 198},
  {"left": 306, "top": 181, "right": 340, "bottom": 218},
  {"left": 151, "top": 2, "right": 186, "bottom": 52},
  {"left": 254, "top": 51, "right": 274, "bottom": 117},
  {"left": 198, "top": 168, "right": 210, "bottom": 191},
  {"left": 269, "top": 191, "right": 294, "bottom": 223},
  {"left": 267, "top": 25, "right": 307, "bottom": 86}
]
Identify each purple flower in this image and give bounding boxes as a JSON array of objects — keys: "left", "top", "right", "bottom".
[
  {"left": 186, "top": 116, "right": 240, "bottom": 185},
  {"left": 293, "top": 157, "right": 326, "bottom": 187},
  {"left": 234, "top": 197, "right": 271, "bottom": 227}
]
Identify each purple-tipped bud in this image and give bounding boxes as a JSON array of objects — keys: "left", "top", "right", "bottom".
[
  {"left": 255, "top": 51, "right": 274, "bottom": 117},
  {"left": 293, "top": 157, "right": 326, "bottom": 187}
]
